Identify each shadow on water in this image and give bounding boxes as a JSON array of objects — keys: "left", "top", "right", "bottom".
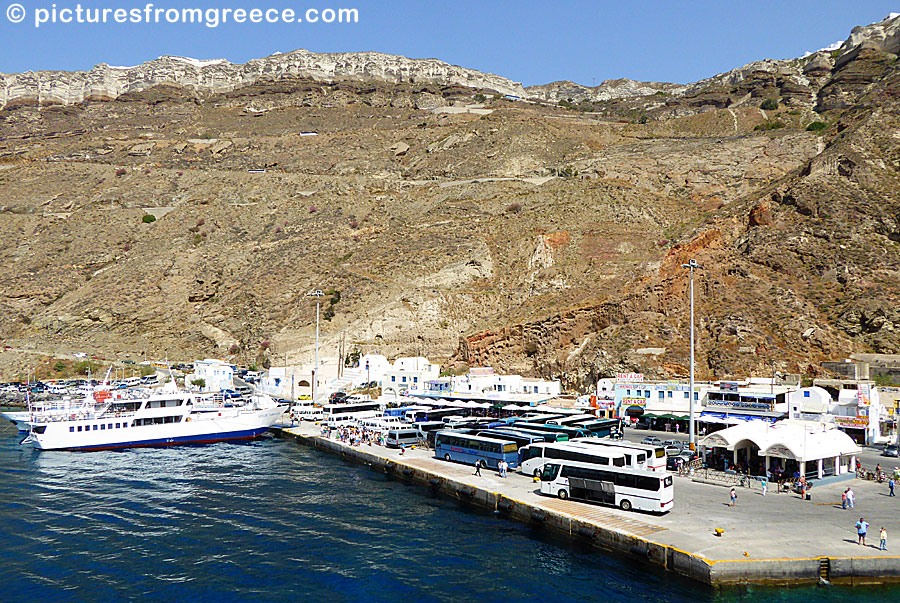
[{"left": 0, "top": 420, "right": 896, "bottom": 603}]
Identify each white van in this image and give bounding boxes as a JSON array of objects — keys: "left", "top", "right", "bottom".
[
  {"left": 293, "top": 406, "right": 325, "bottom": 421},
  {"left": 326, "top": 411, "right": 377, "bottom": 428},
  {"left": 385, "top": 428, "right": 422, "bottom": 449}
]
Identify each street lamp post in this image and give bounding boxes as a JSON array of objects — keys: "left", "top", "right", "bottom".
[
  {"left": 681, "top": 259, "right": 700, "bottom": 451},
  {"left": 309, "top": 290, "right": 324, "bottom": 404}
]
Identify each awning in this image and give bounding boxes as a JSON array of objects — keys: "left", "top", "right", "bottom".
[
  {"left": 643, "top": 411, "right": 689, "bottom": 420},
  {"left": 701, "top": 411, "right": 781, "bottom": 424}
]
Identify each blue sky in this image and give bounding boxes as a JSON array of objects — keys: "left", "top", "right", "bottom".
[{"left": 1, "top": 1, "right": 898, "bottom": 86}]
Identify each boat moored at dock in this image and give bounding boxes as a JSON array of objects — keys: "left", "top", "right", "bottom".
[{"left": 22, "top": 386, "right": 287, "bottom": 451}]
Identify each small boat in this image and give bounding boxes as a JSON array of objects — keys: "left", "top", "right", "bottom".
[{"left": 20, "top": 381, "right": 287, "bottom": 451}]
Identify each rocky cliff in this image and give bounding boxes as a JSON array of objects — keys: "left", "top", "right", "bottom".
[{"left": 0, "top": 49, "right": 526, "bottom": 109}]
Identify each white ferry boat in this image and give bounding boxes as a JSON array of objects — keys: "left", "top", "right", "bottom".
[
  {"left": 1, "top": 410, "right": 32, "bottom": 432},
  {"left": 21, "top": 385, "right": 287, "bottom": 451}
]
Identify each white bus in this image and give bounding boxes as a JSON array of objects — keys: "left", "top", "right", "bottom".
[
  {"left": 540, "top": 460, "right": 674, "bottom": 513},
  {"left": 322, "top": 401, "right": 382, "bottom": 417},
  {"left": 518, "top": 442, "right": 627, "bottom": 478},
  {"left": 357, "top": 416, "right": 410, "bottom": 433},
  {"left": 569, "top": 439, "right": 667, "bottom": 472},
  {"left": 292, "top": 406, "right": 325, "bottom": 421}
]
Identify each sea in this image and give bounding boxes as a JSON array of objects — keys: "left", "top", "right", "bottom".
[{"left": 0, "top": 419, "right": 894, "bottom": 602}]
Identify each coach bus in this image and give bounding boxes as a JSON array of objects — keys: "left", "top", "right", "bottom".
[
  {"left": 434, "top": 431, "right": 519, "bottom": 469},
  {"left": 493, "top": 426, "right": 569, "bottom": 443},
  {"left": 540, "top": 460, "right": 674, "bottom": 513},
  {"left": 517, "top": 442, "right": 627, "bottom": 477},
  {"left": 323, "top": 400, "right": 382, "bottom": 417},
  {"left": 569, "top": 438, "right": 667, "bottom": 472},
  {"left": 511, "top": 422, "right": 595, "bottom": 440},
  {"left": 475, "top": 429, "right": 545, "bottom": 450}
]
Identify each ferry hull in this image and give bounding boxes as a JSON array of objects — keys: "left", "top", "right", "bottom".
[
  {"left": 57, "top": 426, "right": 271, "bottom": 451},
  {"left": 27, "top": 405, "right": 287, "bottom": 452}
]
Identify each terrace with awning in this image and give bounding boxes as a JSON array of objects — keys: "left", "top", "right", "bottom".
[{"left": 698, "top": 419, "right": 861, "bottom": 481}]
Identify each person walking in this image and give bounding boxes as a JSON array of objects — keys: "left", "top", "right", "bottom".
[
  {"left": 842, "top": 489, "right": 848, "bottom": 510},
  {"left": 847, "top": 487, "right": 855, "bottom": 509},
  {"left": 474, "top": 459, "right": 482, "bottom": 477},
  {"left": 761, "top": 476, "right": 767, "bottom": 497},
  {"left": 880, "top": 527, "right": 888, "bottom": 551},
  {"left": 729, "top": 487, "right": 737, "bottom": 507},
  {"left": 856, "top": 518, "right": 869, "bottom": 546},
  {"left": 889, "top": 477, "right": 895, "bottom": 497}
]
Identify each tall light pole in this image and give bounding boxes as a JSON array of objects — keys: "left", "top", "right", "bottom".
[
  {"left": 310, "top": 290, "right": 324, "bottom": 404},
  {"left": 681, "top": 259, "right": 700, "bottom": 451}
]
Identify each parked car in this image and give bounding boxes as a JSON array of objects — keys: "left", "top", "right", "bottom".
[
  {"left": 633, "top": 422, "right": 650, "bottom": 430},
  {"left": 662, "top": 439, "right": 684, "bottom": 449},
  {"left": 664, "top": 445, "right": 682, "bottom": 456},
  {"left": 641, "top": 436, "right": 662, "bottom": 446},
  {"left": 882, "top": 444, "right": 900, "bottom": 458},
  {"left": 666, "top": 455, "right": 682, "bottom": 471},
  {"left": 329, "top": 391, "right": 348, "bottom": 403}
]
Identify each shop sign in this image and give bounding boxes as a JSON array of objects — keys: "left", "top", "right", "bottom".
[
  {"left": 707, "top": 399, "right": 773, "bottom": 411},
  {"left": 834, "top": 416, "right": 868, "bottom": 429},
  {"left": 858, "top": 383, "right": 871, "bottom": 408},
  {"left": 621, "top": 397, "right": 646, "bottom": 407},
  {"left": 616, "top": 373, "right": 643, "bottom": 383}
]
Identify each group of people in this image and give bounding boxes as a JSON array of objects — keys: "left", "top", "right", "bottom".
[
  {"left": 842, "top": 487, "right": 856, "bottom": 509},
  {"left": 855, "top": 518, "right": 888, "bottom": 551},
  {"left": 321, "top": 424, "right": 385, "bottom": 447},
  {"left": 473, "top": 459, "right": 509, "bottom": 478}
]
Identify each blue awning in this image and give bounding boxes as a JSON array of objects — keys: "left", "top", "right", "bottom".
[{"left": 701, "top": 412, "right": 779, "bottom": 424}]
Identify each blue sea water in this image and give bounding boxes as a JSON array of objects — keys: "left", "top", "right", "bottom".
[{"left": 0, "top": 420, "right": 894, "bottom": 602}]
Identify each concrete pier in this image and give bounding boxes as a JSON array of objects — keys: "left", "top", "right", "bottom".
[{"left": 272, "top": 424, "right": 900, "bottom": 586}]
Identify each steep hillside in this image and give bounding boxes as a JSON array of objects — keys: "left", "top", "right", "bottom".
[{"left": 1, "top": 15, "right": 900, "bottom": 388}]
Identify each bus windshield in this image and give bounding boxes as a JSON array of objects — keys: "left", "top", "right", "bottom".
[{"left": 541, "top": 463, "right": 561, "bottom": 481}]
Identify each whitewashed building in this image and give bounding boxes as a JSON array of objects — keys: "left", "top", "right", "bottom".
[
  {"left": 382, "top": 357, "right": 441, "bottom": 398},
  {"left": 408, "top": 367, "right": 561, "bottom": 405},
  {"left": 187, "top": 359, "right": 234, "bottom": 393},
  {"left": 357, "top": 354, "right": 393, "bottom": 386}
]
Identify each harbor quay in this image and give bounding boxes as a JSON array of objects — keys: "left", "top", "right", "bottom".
[{"left": 272, "top": 423, "right": 900, "bottom": 587}]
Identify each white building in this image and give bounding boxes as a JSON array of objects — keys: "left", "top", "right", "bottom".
[
  {"left": 357, "top": 354, "right": 392, "bottom": 386},
  {"left": 409, "top": 367, "right": 561, "bottom": 405},
  {"left": 805, "top": 380, "right": 893, "bottom": 446},
  {"left": 187, "top": 359, "right": 234, "bottom": 393},
  {"left": 382, "top": 356, "right": 440, "bottom": 397},
  {"left": 257, "top": 357, "right": 341, "bottom": 402}
]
